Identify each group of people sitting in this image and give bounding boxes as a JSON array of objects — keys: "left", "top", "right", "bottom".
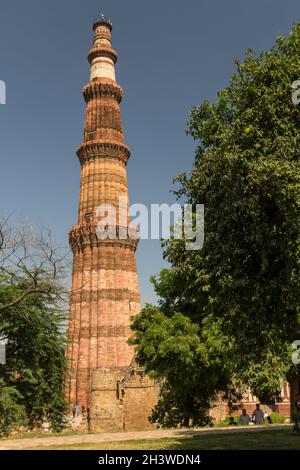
[{"left": 228, "top": 403, "right": 272, "bottom": 426}]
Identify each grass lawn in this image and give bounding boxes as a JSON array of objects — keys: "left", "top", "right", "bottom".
[
  {"left": 0, "top": 430, "right": 89, "bottom": 441},
  {"left": 29, "top": 429, "right": 300, "bottom": 450}
]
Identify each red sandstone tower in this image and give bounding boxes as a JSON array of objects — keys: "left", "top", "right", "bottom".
[{"left": 66, "top": 15, "right": 141, "bottom": 411}]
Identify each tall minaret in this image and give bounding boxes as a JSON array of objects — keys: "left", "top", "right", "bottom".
[{"left": 66, "top": 15, "right": 140, "bottom": 410}]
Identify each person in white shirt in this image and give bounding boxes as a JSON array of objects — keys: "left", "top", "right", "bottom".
[
  {"left": 252, "top": 403, "right": 265, "bottom": 424},
  {"left": 238, "top": 409, "right": 251, "bottom": 425}
]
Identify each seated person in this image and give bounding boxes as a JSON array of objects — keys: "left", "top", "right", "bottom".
[
  {"left": 238, "top": 408, "right": 251, "bottom": 425},
  {"left": 228, "top": 416, "right": 237, "bottom": 426}
]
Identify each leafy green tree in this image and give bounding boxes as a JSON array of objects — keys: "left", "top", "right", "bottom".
[
  {"left": 0, "top": 219, "right": 69, "bottom": 434},
  {"left": 0, "top": 378, "right": 26, "bottom": 436},
  {"left": 131, "top": 23, "right": 300, "bottom": 425},
  {"left": 131, "top": 305, "right": 230, "bottom": 426},
  {"left": 0, "top": 278, "right": 68, "bottom": 433}
]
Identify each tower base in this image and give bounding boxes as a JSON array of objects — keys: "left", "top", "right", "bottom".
[{"left": 90, "top": 361, "right": 160, "bottom": 432}]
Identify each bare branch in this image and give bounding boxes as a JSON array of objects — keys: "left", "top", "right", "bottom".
[{"left": 0, "top": 217, "right": 71, "bottom": 312}]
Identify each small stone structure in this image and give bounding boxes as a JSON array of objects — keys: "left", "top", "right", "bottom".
[{"left": 90, "top": 361, "right": 160, "bottom": 432}]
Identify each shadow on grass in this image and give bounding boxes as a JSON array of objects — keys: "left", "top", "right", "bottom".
[
  {"left": 25, "top": 429, "right": 300, "bottom": 451},
  {"left": 160, "top": 430, "right": 300, "bottom": 451}
]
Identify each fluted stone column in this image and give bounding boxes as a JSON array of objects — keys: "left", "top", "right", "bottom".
[{"left": 66, "top": 16, "right": 140, "bottom": 410}]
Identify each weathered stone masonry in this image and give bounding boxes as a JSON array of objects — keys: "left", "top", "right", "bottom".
[{"left": 66, "top": 16, "right": 159, "bottom": 431}]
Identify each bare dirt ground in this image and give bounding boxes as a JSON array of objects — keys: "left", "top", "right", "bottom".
[{"left": 0, "top": 424, "right": 291, "bottom": 450}]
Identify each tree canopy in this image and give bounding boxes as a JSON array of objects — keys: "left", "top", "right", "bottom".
[
  {"left": 0, "top": 219, "right": 68, "bottom": 435},
  {"left": 131, "top": 23, "right": 300, "bottom": 426}
]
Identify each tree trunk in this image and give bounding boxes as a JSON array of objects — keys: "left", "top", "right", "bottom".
[
  {"left": 183, "top": 415, "right": 190, "bottom": 427},
  {"left": 289, "top": 377, "right": 300, "bottom": 420}
]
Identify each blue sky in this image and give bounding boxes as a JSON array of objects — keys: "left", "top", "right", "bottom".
[{"left": 0, "top": 0, "right": 300, "bottom": 304}]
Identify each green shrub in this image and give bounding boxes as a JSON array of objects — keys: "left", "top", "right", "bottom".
[
  {"left": 0, "top": 379, "right": 27, "bottom": 436},
  {"left": 269, "top": 412, "right": 286, "bottom": 424},
  {"left": 222, "top": 415, "right": 239, "bottom": 425}
]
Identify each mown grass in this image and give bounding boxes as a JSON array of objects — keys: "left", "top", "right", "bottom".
[
  {"left": 0, "top": 429, "right": 89, "bottom": 441},
  {"left": 27, "top": 429, "right": 300, "bottom": 450}
]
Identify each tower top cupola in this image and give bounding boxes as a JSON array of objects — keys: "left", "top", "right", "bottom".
[
  {"left": 93, "top": 14, "right": 112, "bottom": 31},
  {"left": 88, "top": 14, "right": 117, "bottom": 81}
]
